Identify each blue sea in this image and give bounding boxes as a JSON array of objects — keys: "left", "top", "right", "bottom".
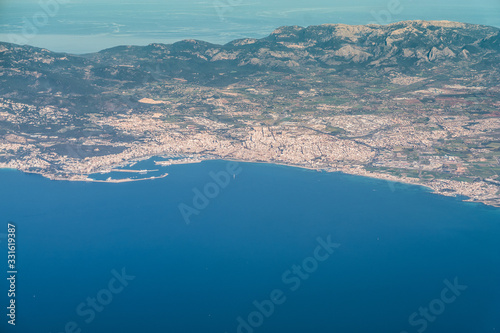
[{"left": 1, "top": 159, "right": 500, "bottom": 333}]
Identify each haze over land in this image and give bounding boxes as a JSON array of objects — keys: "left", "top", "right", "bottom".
[
  {"left": 0, "top": 20, "right": 499, "bottom": 206},
  {"left": 0, "top": 0, "right": 499, "bottom": 53}
]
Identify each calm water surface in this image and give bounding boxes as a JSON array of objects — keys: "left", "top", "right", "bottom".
[{"left": 0, "top": 159, "right": 499, "bottom": 333}]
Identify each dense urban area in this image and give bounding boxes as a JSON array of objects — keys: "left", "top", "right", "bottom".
[{"left": 1, "top": 20, "right": 499, "bottom": 206}]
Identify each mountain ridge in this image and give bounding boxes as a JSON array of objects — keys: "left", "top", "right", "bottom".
[
  {"left": 1, "top": 20, "right": 499, "bottom": 98},
  {"left": 0, "top": 20, "right": 499, "bottom": 207},
  {"left": 2, "top": 20, "right": 499, "bottom": 58}
]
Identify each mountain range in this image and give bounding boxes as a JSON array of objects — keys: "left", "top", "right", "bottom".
[{"left": 0, "top": 20, "right": 499, "bottom": 206}]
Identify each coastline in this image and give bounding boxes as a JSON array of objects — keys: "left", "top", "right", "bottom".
[
  {"left": 214, "top": 157, "right": 500, "bottom": 208},
  {"left": 84, "top": 172, "right": 168, "bottom": 183},
  {"left": 1, "top": 154, "right": 499, "bottom": 208}
]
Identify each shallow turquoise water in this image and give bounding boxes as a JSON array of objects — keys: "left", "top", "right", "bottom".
[{"left": 1, "top": 159, "right": 499, "bottom": 333}]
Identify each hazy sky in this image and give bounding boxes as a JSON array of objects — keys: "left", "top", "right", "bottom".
[{"left": 0, "top": 0, "right": 499, "bottom": 53}]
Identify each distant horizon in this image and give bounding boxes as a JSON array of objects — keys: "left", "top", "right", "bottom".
[
  {"left": 0, "top": 0, "right": 498, "bottom": 53},
  {"left": 1, "top": 19, "right": 499, "bottom": 55}
]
